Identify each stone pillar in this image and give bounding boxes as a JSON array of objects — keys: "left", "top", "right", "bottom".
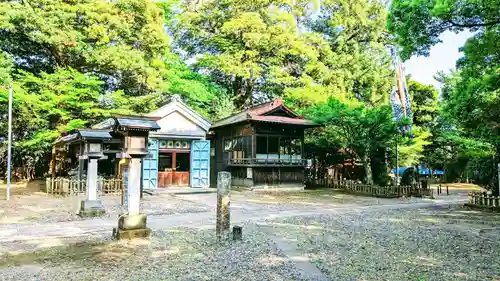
[
  {"left": 216, "top": 171, "right": 231, "bottom": 241},
  {"left": 115, "top": 157, "right": 151, "bottom": 240},
  {"left": 128, "top": 158, "right": 141, "bottom": 215},
  {"left": 87, "top": 159, "right": 98, "bottom": 201},
  {"left": 79, "top": 158, "right": 105, "bottom": 217}
]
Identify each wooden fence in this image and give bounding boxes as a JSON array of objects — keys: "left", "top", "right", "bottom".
[
  {"left": 343, "top": 182, "right": 432, "bottom": 198},
  {"left": 45, "top": 177, "right": 122, "bottom": 196},
  {"left": 306, "top": 177, "right": 432, "bottom": 198},
  {"left": 467, "top": 192, "right": 500, "bottom": 210},
  {"left": 305, "top": 177, "right": 354, "bottom": 189}
]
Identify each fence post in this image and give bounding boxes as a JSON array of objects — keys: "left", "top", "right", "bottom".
[{"left": 56, "top": 178, "right": 60, "bottom": 195}]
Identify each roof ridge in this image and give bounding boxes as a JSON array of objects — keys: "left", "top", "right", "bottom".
[{"left": 214, "top": 99, "right": 277, "bottom": 124}]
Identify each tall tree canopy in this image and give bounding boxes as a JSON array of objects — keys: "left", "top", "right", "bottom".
[
  {"left": 295, "top": 0, "right": 393, "bottom": 107},
  {"left": 388, "top": 0, "right": 500, "bottom": 60},
  {"left": 0, "top": 0, "right": 223, "bottom": 179},
  {"left": 166, "top": 0, "right": 393, "bottom": 109},
  {"left": 166, "top": 0, "right": 327, "bottom": 109},
  {"left": 390, "top": 0, "right": 500, "bottom": 192}
]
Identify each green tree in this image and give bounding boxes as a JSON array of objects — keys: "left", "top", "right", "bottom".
[
  {"left": 166, "top": 0, "right": 328, "bottom": 109},
  {"left": 0, "top": 0, "right": 221, "bottom": 179},
  {"left": 407, "top": 79, "right": 438, "bottom": 129},
  {"left": 307, "top": 97, "right": 397, "bottom": 184},
  {"left": 0, "top": 0, "right": 171, "bottom": 96},
  {"left": 292, "top": 0, "right": 393, "bottom": 107},
  {"left": 388, "top": 0, "right": 500, "bottom": 60}
]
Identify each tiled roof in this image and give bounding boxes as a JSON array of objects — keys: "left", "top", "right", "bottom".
[
  {"left": 211, "top": 99, "right": 317, "bottom": 128},
  {"left": 54, "top": 129, "right": 112, "bottom": 145},
  {"left": 250, "top": 115, "right": 316, "bottom": 126},
  {"left": 79, "top": 130, "right": 112, "bottom": 139},
  {"left": 115, "top": 117, "right": 161, "bottom": 130},
  {"left": 92, "top": 116, "right": 161, "bottom": 131}
]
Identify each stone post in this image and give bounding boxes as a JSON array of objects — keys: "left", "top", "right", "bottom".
[
  {"left": 116, "top": 157, "right": 151, "bottom": 240},
  {"left": 79, "top": 158, "right": 105, "bottom": 217},
  {"left": 87, "top": 159, "right": 98, "bottom": 200},
  {"left": 216, "top": 171, "right": 231, "bottom": 241},
  {"left": 128, "top": 158, "right": 141, "bottom": 215}
]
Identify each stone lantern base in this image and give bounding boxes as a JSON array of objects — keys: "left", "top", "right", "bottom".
[
  {"left": 113, "top": 214, "right": 151, "bottom": 240},
  {"left": 79, "top": 200, "right": 106, "bottom": 217}
]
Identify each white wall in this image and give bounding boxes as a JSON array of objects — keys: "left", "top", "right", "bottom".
[{"left": 155, "top": 111, "right": 206, "bottom": 137}]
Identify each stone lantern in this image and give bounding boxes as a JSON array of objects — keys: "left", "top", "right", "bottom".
[
  {"left": 77, "top": 130, "right": 112, "bottom": 217},
  {"left": 94, "top": 116, "right": 160, "bottom": 239}
]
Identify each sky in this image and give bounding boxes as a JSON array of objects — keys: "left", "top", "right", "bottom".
[{"left": 404, "top": 31, "right": 473, "bottom": 89}]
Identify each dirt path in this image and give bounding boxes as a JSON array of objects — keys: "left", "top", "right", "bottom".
[{"left": 0, "top": 197, "right": 467, "bottom": 244}]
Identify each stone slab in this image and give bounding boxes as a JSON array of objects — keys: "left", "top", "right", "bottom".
[
  {"left": 114, "top": 227, "right": 152, "bottom": 240},
  {"left": 118, "top": 214, "right": 147, "bottom": 230},
  {"left": 79, "top": 200, "right": 105, "bottom": 218}
]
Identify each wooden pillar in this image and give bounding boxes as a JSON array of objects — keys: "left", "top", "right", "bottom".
[
  {"left": 172, "top": 151, "right": 177, "bottom": 185},
  {"left": 51, "top": 146, "right": 56, "bottom": 178},
  {"left": 78, "top": 142, "right": 85, "bottom": 191},
  {"left": 251, "top": 126, "right": 256, "bottom": 158}
]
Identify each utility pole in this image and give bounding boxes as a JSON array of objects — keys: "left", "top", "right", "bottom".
[{"left": 6, "top": 83, "right": 13, "bottom": 201}]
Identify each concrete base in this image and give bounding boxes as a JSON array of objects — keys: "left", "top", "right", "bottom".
[
  {"left": 79, "top": 200, "right": 105, "bottom": 218},
  {"left": 114, "top": 214, "right": 151, "bottom": 240},
  {"left": 113, "top": 227, "right": 152, "bottom": 240}
]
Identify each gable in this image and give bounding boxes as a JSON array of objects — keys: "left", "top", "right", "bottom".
[
  {"left": 155, "top": 111, "right": 207, "bottom": 137},
  {"left": 147, "top": 98, "right": 211, "bottom": 132},
  {"left": 262, "top": 106, "right": 298, "bottom": 118}
]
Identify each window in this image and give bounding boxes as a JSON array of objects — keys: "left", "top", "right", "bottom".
[
  {"left": 159, "top": 153, "right": 173, "bottom": 170},
  {"left": 268, "top": 136, "right": 279, "bottom": 154},
  {"left": 176, "top": 153, "right": 190, "bottom": 172},
  {"left": 280, "top": 137, "right": 291, "bottom": 155},
  {"left": 256, "top": 136, "right": 267, "bottom": 154},
  {"left": 291, "top": 138, "right": 301, "bottom": 155},
  {"left": 224, "top": 138, "right": 233, "bottom": 152}
]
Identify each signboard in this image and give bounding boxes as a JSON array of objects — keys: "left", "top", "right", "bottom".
[{"left": 122, "top": 167, "right": 129, "bottom": 208}]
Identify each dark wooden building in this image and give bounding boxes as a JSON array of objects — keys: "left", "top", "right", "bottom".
[{"left": 210, "top": 99, "right": 318, "bottom": 190}]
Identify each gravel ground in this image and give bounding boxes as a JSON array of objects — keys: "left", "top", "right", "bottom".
[
  {"left": 1, "top": 203, "right": 497, "bottom": 281},
  {"left": 265, "top": 206, "right": 500, "bottom": 281},
  {"left": 0, "top": 194, "right": 209, "bottom": 224},
  {"left": 0, "top": 225, "right": 303, "bottom": 281},
  {"left": 177, "top": 189, "right": 429, "bottom": 213}
]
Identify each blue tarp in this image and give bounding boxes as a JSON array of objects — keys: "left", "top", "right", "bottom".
[
  {"left": 419, "top": 168, "right": 430, "bottom": 175},
  {"left": 391, "top": 167, "right": 444, "bottom": 176},
  {"left": 392, "top": 167, "right": 408, "bottom": 175}
]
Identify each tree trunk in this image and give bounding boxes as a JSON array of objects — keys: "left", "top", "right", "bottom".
[
  {"left": 363, "top": 154, "right": 373, "bottom": 185},
  {"left": 494, "top": 144, "right": 500, "bottom": 196},
  {"left": 233, "top": 76, "right": 253, "bottom": 110}
]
